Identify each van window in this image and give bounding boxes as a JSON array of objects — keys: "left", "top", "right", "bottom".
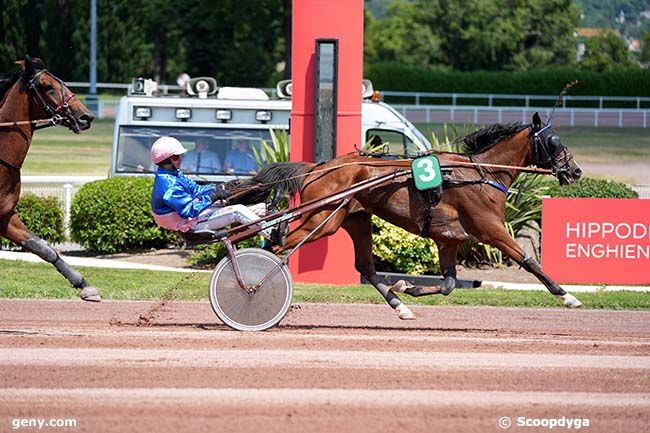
[
  {"left": 365, "top": 129, "right": 414, "bottom": 156},
  {"left": 115, "top": 126, "right": 275, "bottom": 175}
]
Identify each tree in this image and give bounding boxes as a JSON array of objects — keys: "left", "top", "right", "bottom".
[
  {"left": 364, "top": 0, "right": 581, "bottom": 72},
  {"left": 364, "top": 0, "right": 443, "bottom": 68},
  {"left": 178, "top": 0, "right": 288, "bottom": 87},
  {"left": 580, "top": 30, "right": 638, "bottom": 71},
  {"left": 640, "top": 32, "right": 650, "bottom": 65},
  {"left": 423, "top": 0, "right": 580, "bottom": 71}
]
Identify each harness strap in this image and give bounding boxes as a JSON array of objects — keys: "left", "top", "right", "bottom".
[{"left": 444, "top": 178, "right": 509, "bottom": 195}]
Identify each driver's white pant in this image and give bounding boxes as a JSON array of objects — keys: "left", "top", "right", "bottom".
[{"left": 194, "top": 203, "right": 271, "bottom": 238}]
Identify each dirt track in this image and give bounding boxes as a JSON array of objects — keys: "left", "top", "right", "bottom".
[{"left": 0, "top": 299, "right": 648, "bottom": 433}]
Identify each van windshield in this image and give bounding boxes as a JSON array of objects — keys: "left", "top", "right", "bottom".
[{"left": 115, "top": 126, "right": 275, "bottom": 176}]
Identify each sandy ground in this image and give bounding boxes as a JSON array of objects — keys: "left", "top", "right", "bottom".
[{"left": 0, "top": 299, "right": 648, "bottom": 433}]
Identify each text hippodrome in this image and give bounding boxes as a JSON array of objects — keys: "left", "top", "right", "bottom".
[{"left": 565, "top": 222, "right": 649, "bottom": 260}]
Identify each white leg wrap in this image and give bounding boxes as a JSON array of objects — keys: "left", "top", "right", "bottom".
[
  {"left": 390, "top": 280, "right": 413, "bottom": 294},
  {"left": 396, "top": 303, "right": 416, "bottom": 320},
  {"left": 557, "top": 293, "right": 583, "bottom": 308}
]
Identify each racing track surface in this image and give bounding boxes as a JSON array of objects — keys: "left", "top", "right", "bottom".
[{"left": 0, "top": 299, "right": 648, "bottom": 433}]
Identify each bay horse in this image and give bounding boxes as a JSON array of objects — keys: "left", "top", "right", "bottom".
[
  {"left": 232, "top": 112, "right": 583, "bottom": 319},
  {"left": 0, "top": 56, "right": 100, "bottom": 302}
]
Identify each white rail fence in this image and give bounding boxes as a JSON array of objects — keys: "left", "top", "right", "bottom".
[{"left": 69, "top": 81, "right": 649, "bottom": 127}]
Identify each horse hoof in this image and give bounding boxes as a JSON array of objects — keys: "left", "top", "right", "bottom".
[
  {"left": 441, "top": 276, "right": 456, "bottom": 296},
  {"left": 396, "top": 304, "right": 415, "bottom": 320},
  {"left": 390, "top": 280, "right": 413, "bottom": 294},
  {"left": 558, "top": 293, "right": 582, "bottom": 308},
  {"left": 80, "top": 286, "right": 101, "bottom": 302}
]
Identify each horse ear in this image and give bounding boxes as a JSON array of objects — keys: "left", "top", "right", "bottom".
[
  {"left": 23, "top": 55, "right": 36, "bottom": 78},
  {"left": 532, "top": 112, "right": 542, "bottom": 129}
]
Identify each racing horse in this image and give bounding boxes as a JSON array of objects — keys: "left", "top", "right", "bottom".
[
  {"left": 232, "top": 112, "right": 583, "bottom": 319},
  {"left": 0, "top": 56, "right": 100, "bottom": 301}
]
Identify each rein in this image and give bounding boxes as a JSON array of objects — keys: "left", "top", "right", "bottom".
[
  {"left": 228, "top": 158, "right": 552, "bottom": 201},
  {"left": 0, "top": 116, "right": 62, "bottom": 129}
]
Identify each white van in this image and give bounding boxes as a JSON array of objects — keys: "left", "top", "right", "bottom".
[{"left": 111, "top": 78, "right": 432, "bottom": 182}]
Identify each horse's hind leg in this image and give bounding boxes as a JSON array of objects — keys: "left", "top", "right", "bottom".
[
  {"left": 0, "top": 212, "right": 101, "bottom": 302},
  {"left": 481, "top": 223, "right": 581, "bottom": 308},
  {"left": 437, "top": 241, "right": 459, "bottom": 296},
  {"left": 341, "top": 212, "right": 415, "bottom": 320}
]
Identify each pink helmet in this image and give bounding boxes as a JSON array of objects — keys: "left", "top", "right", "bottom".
[{"left": 150, "top": 136, "right": 187, "bottom": 164}]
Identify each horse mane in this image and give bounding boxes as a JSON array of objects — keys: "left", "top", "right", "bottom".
[
  {"left": 226, "top": 161, "right": 313, "bottom": 206},
  {"left": 0, "top": 67, "right": 25, "bottom": 102},
  {"left": 463, "top": 122, "right": 529, "bottom": 155}
]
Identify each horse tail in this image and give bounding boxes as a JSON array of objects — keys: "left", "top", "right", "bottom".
[{"left": 226, "top": 161, "right": 313, "bottom": 206}]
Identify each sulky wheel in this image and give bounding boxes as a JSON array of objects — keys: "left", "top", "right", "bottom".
[{"left": 209, "top": 248, "right": 293, "bottom": 331}]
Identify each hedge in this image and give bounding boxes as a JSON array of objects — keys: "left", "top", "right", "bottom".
[
  {"left": 70, "top": 177, "right": 176, "bottom": 254},
  {"left": 0, "top": 194, "right": 65, "bottom": 250},
  {"left": 546, "top": 177, "right": 638, "bottom": 199},
  {"left": 366, "top": 62, "right": 650, "bottom": 98},
  {"left": 372, "top": 216, "right": 440, "bottom": 275}
]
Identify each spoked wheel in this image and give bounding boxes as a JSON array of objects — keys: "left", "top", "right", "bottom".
[{"left": 209, "top": 248, "right": 293, "bottom": 331}]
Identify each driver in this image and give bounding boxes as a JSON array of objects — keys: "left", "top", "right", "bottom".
[{"left": 150, "top": 136, "right": 272, "bottom": 239}]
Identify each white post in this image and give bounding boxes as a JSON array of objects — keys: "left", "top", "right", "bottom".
[{"left": 63, "top": 183, "right": 73, "bottom": 238}]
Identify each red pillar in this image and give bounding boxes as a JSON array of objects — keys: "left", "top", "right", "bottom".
[{"left": 290, "top": 0, "right": 363, "bottom": 284}]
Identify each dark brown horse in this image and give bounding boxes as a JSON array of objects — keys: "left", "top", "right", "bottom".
[
  {"left": 0, "top": 56, "right": 100, "bottom": 301},
  {"left": 234, "top": 112, "right": 583, "bottom": 319}
]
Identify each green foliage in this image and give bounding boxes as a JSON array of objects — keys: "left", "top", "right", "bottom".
[
  {"left": 0, "top": 0, "right": 289, "bottom": 86},
  {"left": 364, "top": 0, "right": 443, "bottom": 68},
  {"left": 186, "top": 237, "right": 262, "bottom": 268},
  {"left": 365, "top": 0, "right": 580, "bottom": 72},
  {"left": 372, "top": 216, "right": 440, "bottom": 275},
  {"left": 642, "top": 32, "right": 650, "bottom": 64},
  {"left": 547, "top": 177, "right": 638, "bottom": 199},
  {"left": 0, "top": 194, "right": 65, "bottom": 250},
  {"left": 580, "top": 30, "right": 639, "bottom": 72},
  {"left": 254, "top": 129, "right": 290, "bottom": 168},
  {"left": 70, "top": 177, "right": 176, "bottom": 254},
  {"left": 367, "top": 63, "right": 650, "bottom": 97}
]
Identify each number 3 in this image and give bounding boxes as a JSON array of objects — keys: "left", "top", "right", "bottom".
[{"left": 416, "top": 158, "right": 436, "bottom": 182}]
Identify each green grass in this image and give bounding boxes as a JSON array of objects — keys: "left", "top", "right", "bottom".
[
  {"left": 22, "top": 119, "right": 113, "bottom": 176},
  {"left": 1, "top": 260, "right": 648, "bottom": 310}
]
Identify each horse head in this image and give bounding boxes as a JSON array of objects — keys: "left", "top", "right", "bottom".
[
  {"left": 529, "top": 112, "right": 582, "bottom": 185},
  {"left": 19, "top": 55, "right": 94, "bottom": 133}
]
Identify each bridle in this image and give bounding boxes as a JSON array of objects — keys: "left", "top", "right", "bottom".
[
  {"left": 26, "top": 69, "right": 77, "bottom": 130},
  {"left": 529, "top": 122, "right": 574, "bottom": 181}
]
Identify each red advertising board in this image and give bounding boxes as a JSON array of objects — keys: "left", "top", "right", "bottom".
[{"left": 542, "top": 198, "right": 650, "bottom": 284}]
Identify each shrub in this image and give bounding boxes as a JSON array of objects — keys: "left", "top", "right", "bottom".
[
  {"left": 371, "top": 216, "right": 439, "bottom": 275},
  {"left": 0, "top": 194, "right": 65, "bottom": 250},
  {"left": 547, "top": 177, "right": 638, "bottom": 199},
  {"left": 187, "top": 237, "right": 264, "bottom": 268},
  {"left": 70, "top": 177, "right": 176, "bottom": 254}
]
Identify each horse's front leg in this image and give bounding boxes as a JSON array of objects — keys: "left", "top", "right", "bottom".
[
  {"left": 481, "top": 223, "right": 581, "bottom": 308},
  {"left": 341, "top": 212, "right": 415, "bottom": 320},
  {"left": 1, "top": 212, "right": 101, "bottom": 302}
]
